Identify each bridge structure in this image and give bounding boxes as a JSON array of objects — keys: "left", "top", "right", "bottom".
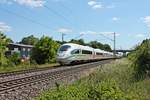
[{"left": 111, "top": 49, "right": 134, "bottom": 56}]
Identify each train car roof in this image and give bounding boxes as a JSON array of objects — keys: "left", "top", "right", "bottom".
[
  {"left": 62, "top": 43, "right": 94, "bottom": 51},
  {"left": 94, "top": 49, "right": 105, "bottom": 53},
  {"left": 62, "top": 43, "right": 114, "bottom": 54},
  {"left": 94, "top": 48, "right": 113, "bottom": 54}
]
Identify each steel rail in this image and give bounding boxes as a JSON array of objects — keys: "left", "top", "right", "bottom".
[
  {"left": 0, "top": 60, "right": 112, "bottom": 94},
  {"left": 0, "top": 58, "right": 115, "bottom": 78}
]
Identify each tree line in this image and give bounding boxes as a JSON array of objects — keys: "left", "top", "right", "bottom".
[
  {"left": 19, "top": 35, "right": 112, "bottom": 51},
  {"left": 0, "top": 32, "right": 112, "bottom": 66}
]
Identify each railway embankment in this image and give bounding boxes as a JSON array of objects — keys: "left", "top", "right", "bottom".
[
  {"left": 37, "top": 58, "right": 150, "bottom": 100},
  {"left": 0, "top": 60, "right": 112, "bottom": 100}
]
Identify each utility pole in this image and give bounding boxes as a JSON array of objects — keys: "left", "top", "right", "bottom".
[
  {"left": 113, "top": 32, "right": 116, "bottom": 57},
  {"left": 98, "top": 32, "right": 116, "bottom": 57},
  {"left": 62, "top": 33, "right": 65, "bottom": 43}
]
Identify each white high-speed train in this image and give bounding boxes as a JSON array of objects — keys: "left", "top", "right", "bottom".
[{"left": 56, "top": 43, "right": 115, "bottom": 65}]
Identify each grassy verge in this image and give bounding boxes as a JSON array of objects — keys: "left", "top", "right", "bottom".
[
  {"left": 0, "top": 63, "right": 59, "bottom": 73},
  {"left": 37, "top": 59, "right": 150, "bottom": 100}
]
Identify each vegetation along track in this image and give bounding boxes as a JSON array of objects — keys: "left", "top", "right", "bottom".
[{"left": 0, "top": 59, "right": 113, "bottom": 99}]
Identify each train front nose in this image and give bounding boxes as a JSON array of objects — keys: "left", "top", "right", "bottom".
[
  {"left": 57, "top": 51, "right": 67, "bottom": 58},
  {"left": 56, "top": 45, "right": 71, "bottom": 64},
  {"left": 57, "top": 52, "right": 69, "bottom": 64}
]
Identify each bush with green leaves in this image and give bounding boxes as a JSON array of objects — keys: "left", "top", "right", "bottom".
[
  {"left": 0, "top": 32, "right": 13, "bottom": 66},
  {"left": 38, "top": 80, "right": 131, "bottom": 100},
  {"left": 88, "top": 80, "right": 128, "bottom": 100},
  {"left": 128, "top": 39, "right": 150, "bottom": 79},
  {"left": 31, "top": 36, "right": 60, "bottom": 64},
  {"left": 7, "top": 52, "right": 21, "bottom": 66}
]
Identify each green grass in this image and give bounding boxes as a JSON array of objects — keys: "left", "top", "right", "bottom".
[
  {"left": 0, "top": 63, "right": 59, "bottom": 73},
  {"left": 37, "top": 59, "right": 150, "bottom": 100}
]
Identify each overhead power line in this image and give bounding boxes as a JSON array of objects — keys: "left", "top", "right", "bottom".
[
  {"left": 99, "top": 32, "right": 116, "bottom": 57},
  {"left": 43, "top": 5, "right": 73, "bottom": 25},
  {"left": 99, "top": 33, "right": 114, "bottom": 41},
  {"left": 45, "top": 0, "right": 73, "bottom": 23},
  {"left": 58, "top": 3, "right": 72, "bottom": 14},
  {"left": 74, "top": 34, "right": 84, "bottom": 39},
  {"left": 0, "top": 7, "right": 52, "bottom": 30}
]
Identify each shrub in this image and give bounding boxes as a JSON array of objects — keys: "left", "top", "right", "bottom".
[
  {"left": 88, "top": 80, "right": 127, "bottom": 100},
  {"left": 128, "top": 39, "right": 150, "bottom": 80},
  {"left": 38, "top": 79, "right": 132, "bottom": 100},
  {"left": 7, "top": 52, "right": 21, "bottom": 66},
  {"left": 31, "top": 36, "right": 60, "bottom": 64},
  {"left": 0, "top": 32, "right": 12, "bottom": 66}
]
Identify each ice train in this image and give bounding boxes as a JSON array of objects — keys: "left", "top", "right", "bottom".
[{"left": 56, "top": 43, "right": 117, "bottom": 65}]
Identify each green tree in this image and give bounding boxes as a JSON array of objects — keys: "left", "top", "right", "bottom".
[
  {"left": 69, "top": 39, "right": 85, "bottom": 45},
  {"left": 88, "top": 41, "right": 103, "bottom": 49},
  {"left": 128, "top": 39, "right": 150, "bottom": 79},
  {"left": 88, "top": 41, "right": 112, "bottom": 51},
  {"left": 31, "top": 36, "right": 60, "bottom": 64},
  {"left": 103, "top": 44, "right": 112, "bottom": 51},
  {"left": 68, "top": 39, "right": 112, "bottom": 51},
  {"left": 0, "top": 32, "right": 12, "bottom": 66},
  {"left": 56, "top": 40, "right": 67, "bottom": 45},
  {"left": 20, "top": 35, "right": 39, "bottom": 45}
]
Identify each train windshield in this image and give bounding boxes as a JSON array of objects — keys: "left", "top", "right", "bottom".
[{"left": 59, "top": 45, "right": 71, "bottom": 51}]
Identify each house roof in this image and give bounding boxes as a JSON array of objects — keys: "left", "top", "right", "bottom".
[{"left": 8, "top": 43, "right": 34, "bottom": 48}]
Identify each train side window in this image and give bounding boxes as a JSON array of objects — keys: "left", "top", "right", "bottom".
[
  {"left": 82, "top": 50, "right": 92, "bottom": 54},
  {"left": 104, "top": 53, "right": 108, "bottom": 56},
  {"left": 96, "top": 52, "right": 103, "bottom": 55},
  {"left": 71, "top": 49, "right": 80, "bottom": 54}
]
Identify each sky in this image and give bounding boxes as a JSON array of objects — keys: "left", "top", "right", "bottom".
[{"left": 0, "top": 0, "right": 150, "bottom": 49}]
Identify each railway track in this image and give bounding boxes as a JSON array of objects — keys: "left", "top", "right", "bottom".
[
  {"left": 0, "top": 58, "right": 115, "bottom": 78},
  {"left": 0, "top": 59, "right": 113, "bottom": 99},
  {"left": 0, "top": 64, "right": 60, "bottom": 78}
]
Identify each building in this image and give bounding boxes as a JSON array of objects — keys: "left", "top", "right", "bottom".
[{"left": 6, "top": 43, "right": 34, "bottom": 59}]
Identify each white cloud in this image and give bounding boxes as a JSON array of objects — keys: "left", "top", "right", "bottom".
[
  {"left": 57, "top": 28, "right": 72, "bottom": 33},
  {"left": 0, "top": 0, "right": 45, "bottom": 7},
  {"left": 101, "top": 32, "right": 113, "bottom": 35},
  {"left": 100, "top": 32, "right": 120, "bottom": 37},
  {"left": 112, "top": 17, "right": 119, "bottom": 21},
  {"left": 88, "top": 1, "right": 97, "bottom": 6},
  {"left": 143, "top": 16, "right": 150, "bottom": 27},
  {"left": 14, "top": 0, "right": 45, "bottom": 8},
  {"left": 80, "top": 31, "right": 103, "bottom": 35},
  {"left": 88, "top": 0, "right": 115, "bottom": 10},
  {"left": 92, "top": 4, "right": 103, "bottom": 9},
  {"left": 135, "top": 34, "right": 145, "bottom": 38},
  {"left": 0, "top": 22, "right": 11, "bottom": 32},
  {"left": 88, "top": 0, "right": 103, "bottom": 10},
  {"left": 115, "top": 33, "right": 120, "bottom": 36}
]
